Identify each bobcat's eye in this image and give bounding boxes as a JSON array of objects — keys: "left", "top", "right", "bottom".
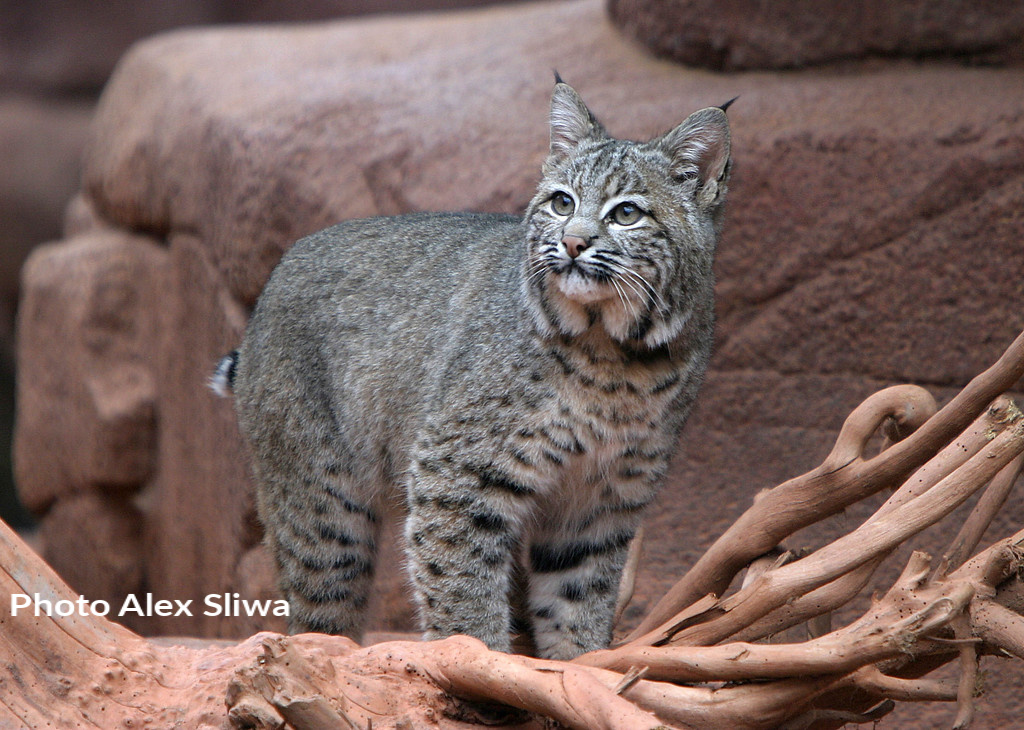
[
  {"left": 610, "top": 202, "right": 644, "bottom": 227},
  {"left": 550, "top": 192, "right": 575, "bottom": 217}
]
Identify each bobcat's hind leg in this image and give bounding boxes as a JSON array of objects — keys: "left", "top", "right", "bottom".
[{"left": 259, "top": 464, "right": 381, "bottom": 640}]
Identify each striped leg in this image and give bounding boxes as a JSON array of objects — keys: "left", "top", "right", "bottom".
[
  {"left": 526, "top": 513, "right": 640, "bottom": 660},
  {"left": 262, "top": 472, "right": 381, "bottom": 639},
  {"left": 405, "top": 458, "right": 529, "bottom": 653}
]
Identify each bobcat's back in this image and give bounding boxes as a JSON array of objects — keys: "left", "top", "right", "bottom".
[{"left": 235, "top": 211, "right": 525, "bottom": 498}]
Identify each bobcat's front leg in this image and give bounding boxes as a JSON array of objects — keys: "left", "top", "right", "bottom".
[
  {"left": 527, "top": 509, "right": 643, "bottom": 660},
  {"left": 405, "top": 456, "right": 532, "bottom": 652}
]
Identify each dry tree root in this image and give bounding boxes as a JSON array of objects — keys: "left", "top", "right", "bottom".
[{"left": 1, "top": 330, "right": 1024, "bottom": 729}]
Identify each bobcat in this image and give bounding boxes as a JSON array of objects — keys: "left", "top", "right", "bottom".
[{"left": 215, "top": 80, "right": 732, "bottom": 660}]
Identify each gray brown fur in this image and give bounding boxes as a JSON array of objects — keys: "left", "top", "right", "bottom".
[{"left": 225, "top": 82, "right": 731, "bottom": 660}]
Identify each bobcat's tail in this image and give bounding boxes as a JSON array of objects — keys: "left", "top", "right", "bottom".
[{"left": 209, "top": 349, "right": 239, "bottom": 397}]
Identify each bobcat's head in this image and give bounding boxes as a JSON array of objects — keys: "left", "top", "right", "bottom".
[{"left": 523, "top": 81, "right": 732, "bottom": 349}]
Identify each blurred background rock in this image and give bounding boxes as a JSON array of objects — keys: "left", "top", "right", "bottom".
[{"left": 0, "top": 0, "right": 516, "bottom": 528}]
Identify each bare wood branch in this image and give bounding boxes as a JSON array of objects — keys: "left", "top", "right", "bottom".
[
  {"left": 730, "top": 400, "right": 1023, "bottom": 644},
  {"left": 867, "top": 396, "right": 1019, "bottom": 524},
  {"left": 950, "top": 614, "right": 979, "bottom": 730},
  {"left": 941, "top": 452, "right": 1024, "bottom": 575},
  {"left": 970, "top": 599, "right": 1024, "bottom": 661},
  {"left": 779, "top": 700, "right": 895, "bottom": 730},
  {"left": 395, "top": 636, "right": 666, "bottom": 730},
  {"left": 641, "top": 417, "right": 1024, "bottom": 648},
  {"left": 846, "top": 666, "right": 958, "bottom": 703},
  {"left": 730, "top": 557, "right": 880, "bottom": 643},
  {"left": 578, "top": 557, "right": 974, "bottom": 682},
  {"left": 631, "top": 328, "right": 1024, "bottom": 641},
  {"left": 615, "top": 527, "right": 644, "bottom": 625},
  {"left": 627, "top": 385, "right": 939, "bottom": 641}
]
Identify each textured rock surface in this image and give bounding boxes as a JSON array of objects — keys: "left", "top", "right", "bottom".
[
  {"left": 0, "top": 98, "right": 92, "bottom": 318},
  {"left": 0, "top": 0, "right": 529, "bottom": 532},
  {"left": 0, "top": 97, "right": 93, "bottom": 527},
  {"left": 13, "top": 0, "right": 1024, "bottom": 724},
  {"left": 15, "top": 232, "right": 167, "bottom": 511},
  {"left": 37, "top": 493, "right": 146, "bottom": 630},
  {"left": 0, "top": 0, "right": 517, "bottom": 94},
  {"left": 607, "top": 0, "right": 1024, "bottom": 70}
]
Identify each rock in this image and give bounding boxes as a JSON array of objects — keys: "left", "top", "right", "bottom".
[
  {"left": 714, "top": 114, "right": 1024, "bottom": 387},
  {"left": 233, "top": 545, "right": 289, "bottom": 636},
  {"left": 0, "top": 3, "right": 211, "bottom": 95},
  {"left": 607, "top": 0, "right": 1024, "bottom": 70},
  {"left": 0, "top": 0, "right": 519, "bottom": 95},
  {"left": 0, "top": 97, "right": 92, "bottom": 338},
  {"left": 15, "top": 8, "right": 1024, "bottom": 726},
  {"left": 138, "top": 233, "right": 253, "bottom": 637},
  {"left": 14, "top": 232, "right": 167, "bottom": 512},
  {"left": 0, "top": 0, "right": 536, "bottom": 535},
  {"left": 38, "top": 493, "right": 145, "bottom": 631},
  {"left": 83, "top": 366, "right": 156, "bottom": 491}
]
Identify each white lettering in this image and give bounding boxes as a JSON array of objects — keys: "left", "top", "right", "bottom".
[
  {"left": 201, "top": 594, "right": 290, "bottom": 617},
  {"left": 204, "top": 593, "right": 222, "bottom": 617},
  {"left": 10, "top": 594, "right": 30, "bottom": 616},
  {"left": 243, "top": 599, "right": 271, "bottom": 616},
  {"left": 11, "top": 593, "right": 114, "bottom": 617},
  {"left": 119, "top": 593, "right": 144, "bottom": 616}
]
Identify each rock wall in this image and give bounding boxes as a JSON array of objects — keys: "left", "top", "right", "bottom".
[
  {"left": 0, "top": 0, "right": 521, "bottom": 530},
  {"left": 12, "top": 0, "right": 1024, "bottom": 724},
  {"left": 607, "top": 0, "right": 1024, "bottom": 69}
]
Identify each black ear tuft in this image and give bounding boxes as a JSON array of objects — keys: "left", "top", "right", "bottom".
[
  {"left": 718, "top": 96, "right": 739, "bottom": 113},
  {"left": 553, "top": 69, "right": 565, "bottom": 85}
]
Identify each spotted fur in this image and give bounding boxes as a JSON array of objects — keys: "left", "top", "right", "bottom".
[{"left": 228, "top": 81, "right": 731, "bottom": 660}]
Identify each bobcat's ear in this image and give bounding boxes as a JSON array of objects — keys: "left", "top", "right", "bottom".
[
  {"left": 656, "top": 106, "right": 732, "bottom": 207},
  {"left": 547, "top": 82, "right": 606, "bottom": 165}
]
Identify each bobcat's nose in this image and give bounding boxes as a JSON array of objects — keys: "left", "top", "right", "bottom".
[{"left": 563, "top": 235, "right": 591, "bottom": 259}]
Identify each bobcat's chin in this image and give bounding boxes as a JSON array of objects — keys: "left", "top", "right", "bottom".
[
  {"left": 543, "top": 272, "right": 649, "bottom": 343},
  {"left": 554, "top": 267, "right": 613, "bottom": 304}
]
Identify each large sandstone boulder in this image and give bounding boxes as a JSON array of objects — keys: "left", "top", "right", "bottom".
[
  {"left": 607, "top": 0, "right": 1024, "bottom": 70},
  {"left": 0, "top": 0, "right": 525, "bottom": 533},
  {"left": 0, "top": 0, "right": 516, "bottom": 94},
  {"left": 14, "top": 0, "right": 1024, "bottom": 723},
  {"left": 0, "top": 97, "right": 92, "bottom": 526}
]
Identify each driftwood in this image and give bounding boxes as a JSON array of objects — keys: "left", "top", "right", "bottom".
[{"left": 2, "top": 329, "right": 1024, "bottom": 729}]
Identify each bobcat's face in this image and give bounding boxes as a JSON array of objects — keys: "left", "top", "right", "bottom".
[
  {"left": 523, "top": 83, "right": 732, "bottom": 348},
  {"left": 525, "top": 141, "right": 679, "bottom": 337}
]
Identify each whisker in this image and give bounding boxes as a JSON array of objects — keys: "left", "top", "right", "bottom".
[
  {"left": 525, "top": 268, "right": 550, "bottom": 287},
  {"left": 604, "top": 258, "right": 667, "bottom": 314},
  {"left": 620, "top": 268, "right": 668, "bottom": 314},
  {"left": 524, "top": 255, "right": 559, "bottom": 288},
  {"left": 609, "top": 278, "right": 638, "bottom": 322},
  {"left": 613, "top": 273, "right": 648, "bottom": 310},
  {"left": 525, "top": 246, "right": 667, "bottom": 326},
  {"left": 592, "top": 260, "right": 642, "bottom": 302},
  {"left": 589, "top": 254, "right": 665, "bottom": 314}
]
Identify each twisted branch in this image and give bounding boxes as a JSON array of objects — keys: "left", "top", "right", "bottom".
[{"left": 629, "top": 327, "right": 1024, "bottom": 641}]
